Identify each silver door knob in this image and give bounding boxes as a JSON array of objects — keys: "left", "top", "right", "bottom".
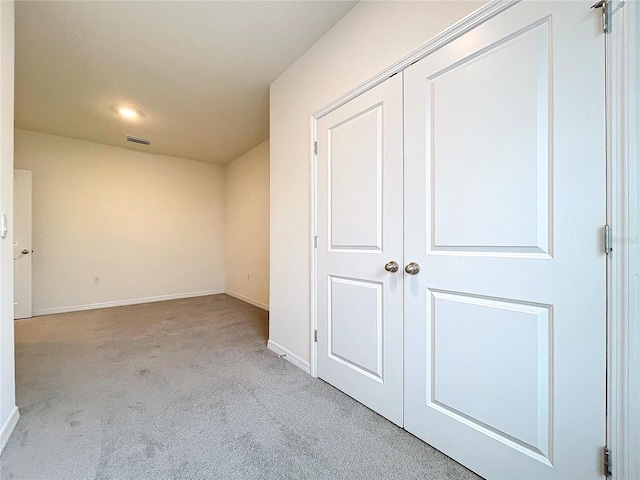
[
  {"left": 21, "top": 249, "right": 30, "bottom": 255},
  {"left": 384, "top": 261, "right": 399, "bottom": 273},
  {"left": 405, "top": 262, "right": 420, "bottom": 275}
]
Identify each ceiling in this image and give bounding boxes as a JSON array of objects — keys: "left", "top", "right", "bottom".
[{"left": 14, "top": 1, "right": 357, "bottom": 165}]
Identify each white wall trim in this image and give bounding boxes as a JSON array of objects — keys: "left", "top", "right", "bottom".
[
  {"left": 608, "top": 2, "right": 639, "bottom": 479},
  {"left": 224, "top": 290, "right": 269, "bottom": 311},
  {"left": 31, "top": 290, "right": 224, "bottom": 317},
  {"left": 308, "top": 0, "right": 520, "bottom": 381},
  {"left": 267, "top": 339, "right": 310, "bottom": 374},
  {"left": 0, "top": 406, "right": 19, "bottom": 454}
]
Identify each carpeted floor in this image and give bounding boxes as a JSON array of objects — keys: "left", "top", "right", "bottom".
[{"left": 0, "top": 294, "right": 479, "bottom": 480}]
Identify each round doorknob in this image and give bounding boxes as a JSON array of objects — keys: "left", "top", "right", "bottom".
[
  {"left": 384, "top": 261, "right": 399, "bottom": 273},
  {"left": 21, "top": 249, "right": 30, "bottom": 255},
  {"left": 405, "top": 262, "right": 420, "bottom": 275}
]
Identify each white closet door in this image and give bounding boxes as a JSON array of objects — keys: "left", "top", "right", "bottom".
[
  {"left": 404, "top": 2, "right": 605, "bottom": 479},
  {"left": 316, "top": 74, "right": 404, "bottom": 426}
]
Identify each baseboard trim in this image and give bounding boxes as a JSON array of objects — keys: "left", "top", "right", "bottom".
[
  {"left": 31, "top": 290, "right": 225, "bottom": 316},
  {"left": 0, "top": 407, "right": 19, "bottom": 454},
  {"left": 267, "top": 340, "right": 310, "bottom": 374},
  {"left": 225, "top": 290, "right": 269, "bottom": 311}
]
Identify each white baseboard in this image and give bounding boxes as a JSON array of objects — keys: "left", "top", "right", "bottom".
[
  {"left": 0, "top": 407, "right": 19, "bottom": 454},
  {"left": 267, "top": 340, "right": 310, "bottom": 374},
  {"left": 31, "top": 290, "right": 225, "bottom": 317},
  {"left": 225, "top": 290, "right": 269, "bottom": 311}
]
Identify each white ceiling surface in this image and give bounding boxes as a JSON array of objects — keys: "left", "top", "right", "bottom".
[{"left": 15, "top": 1, "right": 357, "bottom": 165}]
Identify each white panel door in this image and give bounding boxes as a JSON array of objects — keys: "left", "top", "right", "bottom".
[
  {"left": 14, "top": 169, "right": 32, "bottom": 319},
  {"left": 404, "top": 2, "right": 605, "bottom": 479},
  {"left": 317, "top": 74, "right": 404, "bottom": 426}
]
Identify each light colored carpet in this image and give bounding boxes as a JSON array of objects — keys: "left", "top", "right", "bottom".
[{"left": 1, "top": 294, "right": 480, "bottom": 480}]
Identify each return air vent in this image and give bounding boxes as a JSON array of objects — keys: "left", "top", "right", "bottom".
[{"left": 126, "top": 135, "right": 151, "bottom": 146}]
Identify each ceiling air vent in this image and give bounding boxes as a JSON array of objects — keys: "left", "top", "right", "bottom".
[{"left": 126, "top": 135, "right": 151, "bottom": 146}]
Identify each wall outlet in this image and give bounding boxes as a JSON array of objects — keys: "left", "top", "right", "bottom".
[{"left": 92, "top": 275, "right": 101, "bottom": 285}]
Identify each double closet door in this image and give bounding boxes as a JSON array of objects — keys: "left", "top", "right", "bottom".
[{"left": 316, "top": 2, "right": 606, "bottom": 479}]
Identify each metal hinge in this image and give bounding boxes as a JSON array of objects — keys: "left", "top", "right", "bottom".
[
  {"left": 314, "top": 330, "right": 318, "bottom": 342},
  {"left": 591, "top": 0, "right": 610, "bottom": 33},
  {"left": 604, "top": 224, "right": 612, "bottom": 254},
  {"left": 603, "top": 446, "right": 612, "bottom": 477},
  {"left": 313, "top": 141, "right": 318, "bottom": 155},
  {"left": 314, "top": 236, "right": 318, "bottom": 248}
]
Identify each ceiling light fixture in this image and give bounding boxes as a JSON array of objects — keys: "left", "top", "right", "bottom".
[{"left": 118, "top": 107, "right": 138, "bottom": 119}]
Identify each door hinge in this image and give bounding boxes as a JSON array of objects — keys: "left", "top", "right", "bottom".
[
  {"left": 313, "top": 141, "right": 318, "bottom": 155},
  {"left": 314, "top": 235, "right": 318, "bottom": 248},
  {"left": 603, "top": 446, "right": 612, "bottom": 478},
  {"left": 591, "top": 0, "right": 610, "bottom": 33},
  {"left": 314, "top": 329, "right": 318, "bottom": 342},
  {"left": 604, "top": 224, "right": 612, "bottom": 254}
]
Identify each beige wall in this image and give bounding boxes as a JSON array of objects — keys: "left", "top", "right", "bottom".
[
  {"left": 224, "top": 140, "right": 269, "bottom": 310},
  {"left": 269, "top": 1, "right": 484, "bottom": 367},
  {"left": 0, "top": 0, "right": 17, "bottom": 452},
  {"left": 14, "top": 129, "right": 226, "bottom": 314}
]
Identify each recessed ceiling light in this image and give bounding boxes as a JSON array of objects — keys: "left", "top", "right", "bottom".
[{"left": 118, "top": 107, "right": 138, "bottom": 119}]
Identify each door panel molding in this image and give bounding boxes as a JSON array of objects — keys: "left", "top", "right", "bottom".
[
  {"left": 425, "top": 17, "right": 553, "bottom": 257},
  {"left": 328, "top": 275, "right": 384, "bottom": 381},
  {"left": 426, "top": 289, "right": 553, "bottom": 463}
]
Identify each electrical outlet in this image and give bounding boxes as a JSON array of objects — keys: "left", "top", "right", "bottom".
[{"left": 92, "top": 275, "right": 101, "bottom": 285}]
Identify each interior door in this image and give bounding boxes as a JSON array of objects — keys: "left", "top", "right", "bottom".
[
  {"left": 316, "top": 74, "right": 404, "bottom": 426},
  {"left": 403, "top": 2, "right": 605, "bottom": 479},
  {"left": 13, "top": 169, "right": 32, "bottom": 319}
]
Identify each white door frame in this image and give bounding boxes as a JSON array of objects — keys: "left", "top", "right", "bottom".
[
  {"left": 606, "top": 1, "right": 639, "bottom": 478},
  {"left": 309, "top": 1, "right": 638, "bottom": 478}
]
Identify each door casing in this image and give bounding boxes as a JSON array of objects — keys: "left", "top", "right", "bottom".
[{"left": 605, "top": 1, "right": 639, "bottom": 478}]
